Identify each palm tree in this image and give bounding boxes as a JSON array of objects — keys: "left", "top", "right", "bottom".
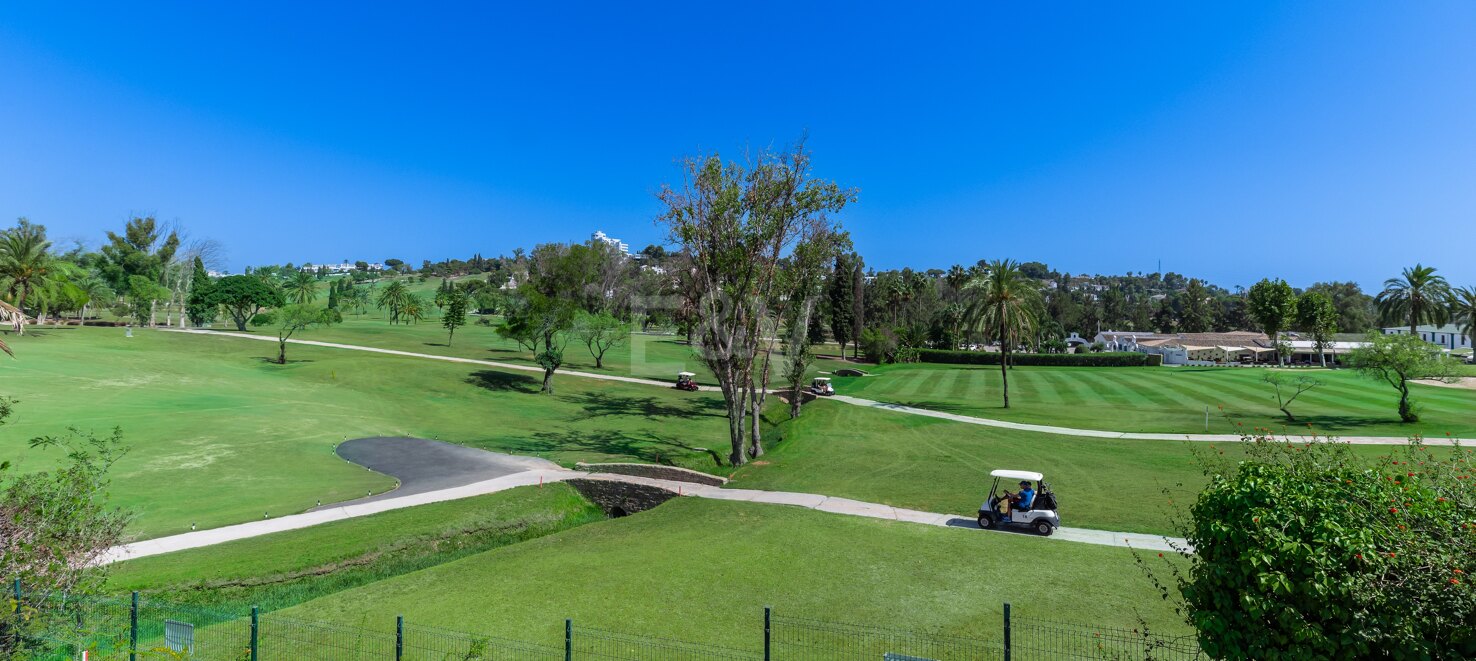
[
  {"left": 402, "top": 294, "right": 427, "bottom": 324},
  {"left": 964, "top": 259, "right": 1043, "bottom": 409},
  {"left": 74, "top": 275, "right": 114, "bottom": 323},
  {"left": 0, "top": 299, "right": 19, "bottom": 356},
  {"left": 1454, "top": 286, "right": 1476, "bottom": 353},
  {"left": 0, "top": 219, "right": 54, "bottom": 334},
  {"left": 1377, "top": 264, "right": 1453, "bottom": 333},
  {"left": 285, "top": 270, "right": 318, "bottom": 304},
  {"left": 375, "top": 280, "right": 410, "bottom": 323}
]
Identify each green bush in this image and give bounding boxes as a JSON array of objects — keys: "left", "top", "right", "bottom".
[
  {"left": 916, "top": 349, "right": 1161, "bottom": 367},
  {"left": 1155, "top": 436, "right": 1476, "bottom": 658}
]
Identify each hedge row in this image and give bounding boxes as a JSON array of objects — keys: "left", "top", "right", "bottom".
[{"left": 916, "top": 349, "right": 1162, "bottom": 367}]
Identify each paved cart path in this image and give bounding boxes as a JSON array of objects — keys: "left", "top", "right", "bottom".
[
  {"left": 101, "top": 439, "right": 1185, "bottom": 565},
  {"left": 164, "top": 328, "right": 1445, "bottom": 446}
]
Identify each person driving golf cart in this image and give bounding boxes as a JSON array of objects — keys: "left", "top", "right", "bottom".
[
  {"left": 809, "top": 377, "right": 835, "bottom": 396},
  {"left": 1002, "top": 480, "right": 1035, "bottom": 518},
  {"left": 674, "top": 372, "right": 700, "bottom": 392},
  {"left": 977, "top": 469, "right": 1059, "bottom": 536}
]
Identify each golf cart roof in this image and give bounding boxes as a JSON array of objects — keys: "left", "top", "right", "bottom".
[
  {"left": 813, "top": 377, "right": 831, "bottom": 382},
  {"left": 990, "top": 469, "right": 1044, "bottom": 481},
  {"left": 678, "top": 372, "right": 696, "bottom": 377}
]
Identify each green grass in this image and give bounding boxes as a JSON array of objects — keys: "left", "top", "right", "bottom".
[
  {"left": 0, "top": 327, "right": 732, "bottom": 536},
  {"left": 831, "top": 362, "right": 1476, "bottom": 437},
  {"left": 733, "top": 400, "right": 1406, "bottom": 536},
  {"left": 108, "top": 483, "right": 603, "bottom": 613},
  {"left": 273, "top": 498, "right": 1190, "bottom": 648}
]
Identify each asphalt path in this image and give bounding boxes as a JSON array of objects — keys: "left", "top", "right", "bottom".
[{"left": 318, "top": 437, "right": 563, "bottom": 508}]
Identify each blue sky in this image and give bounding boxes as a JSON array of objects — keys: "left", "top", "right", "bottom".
[{"left": 2, "top": 2, "right": 1473, "bottom": 290}]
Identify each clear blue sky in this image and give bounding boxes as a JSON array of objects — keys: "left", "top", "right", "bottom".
[{"left": 3, "top": 2, "right": 1473, "bottom": 290}]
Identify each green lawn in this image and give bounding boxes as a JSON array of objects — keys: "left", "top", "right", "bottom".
[
  {"left": 108, "top": 483, "right": 603, "bottom": 613},
  {"left": 732, "top": 399, "right": 1405, "bottom": 536},
  {"left": 830, "top": 362, "right": 1476, "bottom": 437},
  {"left": 271, "top": 497, "right": 1190, "bottom": 649},
  {"left": 0, "top": 327, "right": 732, "bottom": 536}
]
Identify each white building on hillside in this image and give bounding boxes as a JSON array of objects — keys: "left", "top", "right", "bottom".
[
  {"left": 1382, "top": 324, "right": 1472, "bottom": 351},
  {"left": 591, "top": 231, "right": 631, "bottom": 256},
  {"left": 301, "top": 261, "right": 384, "bottom": 274}
]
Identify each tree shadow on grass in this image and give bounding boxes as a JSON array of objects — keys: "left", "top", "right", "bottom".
[
  {"left": 508, "top": 429, "right": 726, "bottom": 468},
  {"left": 254, "top": 357, "right": 315, "bottom": 365},
  {"left": 564, "top": 391, "right": 727, "bottom": 422},
  {"left": 888, "top": 400, "right": 983, "bottom": 415},
  {"left": 423, "top": 342, "right": 448, "bottom": 347},
  {"left": 465, "top": 369, "right": 540, "bottom": 394}
]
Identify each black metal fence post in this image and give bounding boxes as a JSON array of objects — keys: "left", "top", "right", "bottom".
[
  {"left": 564, "top": 618, "right": 572, "bottom": 661},
  {"left": 250, "top": 605, "right": 259, "bottom": 661},
  {"left": 396, "top": 615, "right": 404, "bottom": 661},
  {"left": 1003, "top": 602, "right": 1012, "bottom": 661},
  {"left": 763, "top": 606, "right": 771, "bottom": 661},
  {"left": 130, "top": 591, "right": 139, "bottom": 661}
]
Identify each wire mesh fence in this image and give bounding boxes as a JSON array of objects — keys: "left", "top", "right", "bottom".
[
  {"left": 768, "top": 612, "right": 1003, "bottom": 661},
  {"left": 571, "top": 624, "right": 761, "bottom": 661},
  {"left": 9, "top": 581, "right": 1205, "bottom": 661},
  {"left": 1010, "top": 616, "right": 1204, "bottom": 661},
  {"left": 402, "top": 621, "right": 565, "bottom": 661}
]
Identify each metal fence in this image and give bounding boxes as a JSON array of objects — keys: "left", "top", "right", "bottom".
[{"left": 8, "top": 581, "right": 1204, "bottom": 660}]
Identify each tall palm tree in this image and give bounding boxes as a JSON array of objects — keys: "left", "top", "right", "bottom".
[
  {"left": 1454, "top": 286, "right": 1476, "bottom": 352},
  {"left": 285, "top": 270, "right": 318, "bottom": 304},
  {"left": 73, "top": 275, "right": 114, "bottom": 323},
  {"left": 0, "top": 219, "right": 54, "bottom": 334},
  {"left": 1377, "top": 264, "right": 1453, "bottom": 333},
  {"left": 964, "top": 259, "right": 1043, "bottom": 409}
]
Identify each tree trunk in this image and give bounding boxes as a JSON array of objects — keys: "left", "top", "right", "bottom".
[
  {"left": 277, "top": 340, "right": 287, "bottom": 364},
  {"left": 14, "top": 287, "right": 27, "bottom": 335},
  {"left": 1398, "top": 382, "right": 1417, "bottom": 422},
  {"left": 541, "top": 367, "right": 555, "bottom": 394},
  {"left": 149, "top": 299, "right": 158, "bottom": 327},
  {"left": 1318, "top": 345, "right": 1327, "bottom": 368},
  {"left": 1000, "top": 351, "right": 1010, "bottom": 408},
  {"left": 722, "top": 377, "right": 749, "bottom": 467}
]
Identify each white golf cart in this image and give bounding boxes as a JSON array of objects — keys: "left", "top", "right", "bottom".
[
  {"left": 977, "top": 469, "right": 1060, "bottom": 536},
  {"left": 809, "top": 377, "right": 835, "bottom": 396}
]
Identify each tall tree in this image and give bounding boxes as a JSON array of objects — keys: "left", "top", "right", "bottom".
[
  {"left": 441, "top": 287, "right": 468, "bottom": 345},
  {"left": 1295, "top": 291, "right": 1339, "bottom": 367},
  {"left": 1376, "top": 264, "right": 1453, "bottom": 333},
  {"left": 1179, "top": 278, "right": 1213, "bottom": 333},
  {"left": 827, "top": 253, "right": 857, "bottom": 359},
  {"left": 574, "top": 310, "right": 629, "bottom": 369},
  {"left": 184, "top": 256, "right": 216, "bottom": 327},
  {"left": 1247, "top": 278, "right": 1297, "bottom": 366},
  {"left": 657, "top": 142, "right": 853, "bottom": 465},
  {"left": 1306, "top": 281, "right": 1376, "bottom": 333},
  {"left": 780, "top": 226, "right": 850, "bottom": 419},
  {"left": 964, "top": 259, "right": 1043, "bottom": 409},
  {"left": 97, "top": 216, "right": 179, "bottom": 327},
  {"left": 375, "top": 280, "right": 411, "bottom": 323}
]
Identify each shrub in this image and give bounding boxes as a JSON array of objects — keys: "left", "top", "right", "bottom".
[
  {"left": 1148, "top": 435, "right": 1476, "bottom": 658},
  {"left": 916, "top": 349, "right": 1161, "bottom": 367}
]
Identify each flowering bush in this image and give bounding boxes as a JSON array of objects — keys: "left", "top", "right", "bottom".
[{"left": 1154, "top": 434, "right": 1476, "bottom": 658}]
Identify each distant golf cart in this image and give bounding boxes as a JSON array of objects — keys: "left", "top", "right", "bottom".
[
  {"left": 809, "top": 377, "right": 835, "bottom": 397},
  {"left": 674, "top": 372, "right": 700, "bottom": 392},
  {"left": 977, "top": 469, "right": 1059, "bottom": 536}
]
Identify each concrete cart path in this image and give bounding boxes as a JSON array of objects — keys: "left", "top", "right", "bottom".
[
  {"left": 101, "top": 440, "right": 1185, "bottom": 565},
  {"left": 163, "top": 328, "right": 1439, "bottom": 446}
]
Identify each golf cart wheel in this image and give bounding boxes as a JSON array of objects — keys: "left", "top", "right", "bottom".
[
  {"left": 977, "top": 514, "right": 997, "bottom": 529},
  {"left": 1034, "top": 520, "right": 1054, "bottom": 536}
]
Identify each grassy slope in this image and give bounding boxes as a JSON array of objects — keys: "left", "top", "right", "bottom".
[
  {"left": 732, "top": 400, "right": 1404, "bottom": 536},
  {"left": 277, "top": 498, "right": 1190, "bottom": 648},
  {"left": 0, "top": 327, "right": 731, "bottom": 536},
  {"left": 832, "top": 362, "right": 1476, "bottom": 437},
  {"left": 108, "top": 484, "right": 603, "bottom": 613}
]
